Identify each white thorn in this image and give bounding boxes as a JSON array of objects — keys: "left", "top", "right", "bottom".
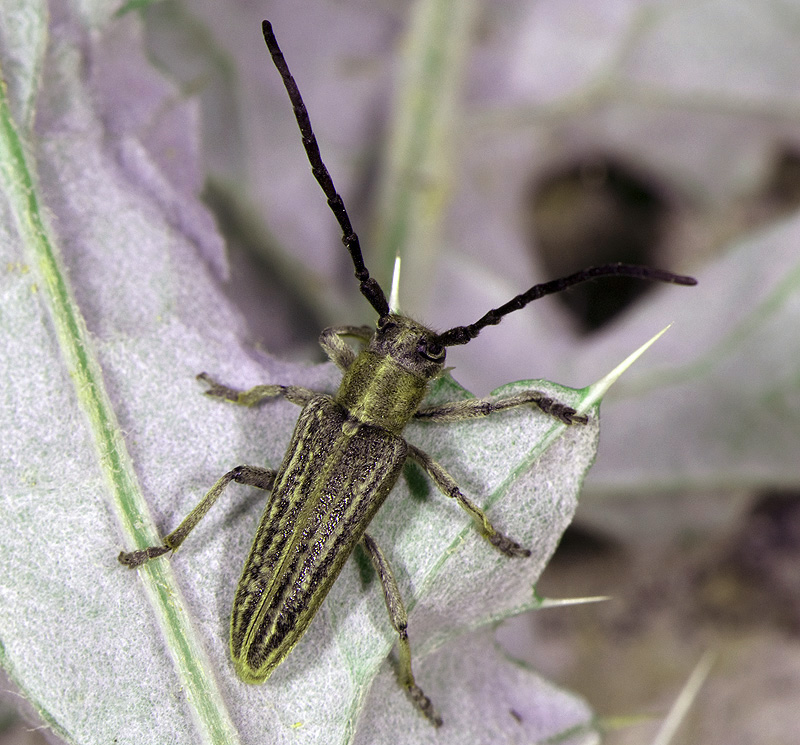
[{"left": 389, "top": 255, "right": 402, "bottom": 313}]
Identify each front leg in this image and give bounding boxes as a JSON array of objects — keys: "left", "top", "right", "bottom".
[
  {"left": 414, "top": 390, "right": 588, "bottom": 425},
  {"left": 197, "top": 373, "right": 318, "bottom": 408},
  {"left": 319, "top": 325, "right": 373, "bottom": 371}
]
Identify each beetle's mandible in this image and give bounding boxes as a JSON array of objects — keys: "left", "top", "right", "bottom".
[{"left": 119, "top": 20, "right": 697, "bottom": 726}]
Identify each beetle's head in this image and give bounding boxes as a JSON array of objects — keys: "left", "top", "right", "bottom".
[{"left": 370, "top": 314, "right": 446, "bottom": 380}]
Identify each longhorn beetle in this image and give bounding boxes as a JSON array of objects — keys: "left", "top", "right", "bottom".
[{"left": 119, "top": 20, "right": 697, "bottom": 726}]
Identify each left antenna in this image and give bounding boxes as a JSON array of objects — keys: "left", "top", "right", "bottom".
[{"left": 261, "top": 20, "right": 390, "bottom": 317}]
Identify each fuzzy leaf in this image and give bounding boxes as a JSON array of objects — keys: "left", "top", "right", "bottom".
[{"left": 0, "top": 5, "right": 605, "bottom": 744}]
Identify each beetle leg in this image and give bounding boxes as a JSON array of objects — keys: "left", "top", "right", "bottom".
[
  {"left": 119, "top": 465, "right": 277, "bottom": 568},
  {"left": 197, "top": 373, "right": 317, "bottom": 407},
  {"left": 407, "top": 445, "right": 531, "bottom": 558},
  {"left": 319, "top": 325, "right": 374, "bottom": 371},
  {"left": 414, "top": 391, "right": 588, "bottom": 425},
  {"left": 361, "top": 533, "right": 442, "bottom": 727}
]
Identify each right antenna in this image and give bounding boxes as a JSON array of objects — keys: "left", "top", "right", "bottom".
[{"left": 436, "top": 263, "right": 697, "bottom": 347}]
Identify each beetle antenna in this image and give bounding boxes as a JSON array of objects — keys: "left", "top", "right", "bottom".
[
  {"left": 262, "top": 21, "right": 390, "bottom": 317},
  {"left": 435, "top": 263, "right": 697, "bottom": 347}
]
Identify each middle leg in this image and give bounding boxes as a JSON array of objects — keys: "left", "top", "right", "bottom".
[
  {"left": 407, "top": 445, "right": 530, "bottom": 558},
  {"left": 119, "top": 465, "right": 277, "bottom": 568}
]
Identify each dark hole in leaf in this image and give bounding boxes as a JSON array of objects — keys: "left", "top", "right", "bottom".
[
  {"left": 523, "top": 155, "right": 670, "bottom": 333},
  {"left": 759, "top": 146, "right": 800, "bottom": 213},
  {"left": 549, "top": 522, "right": 622, "bottom": 565}
]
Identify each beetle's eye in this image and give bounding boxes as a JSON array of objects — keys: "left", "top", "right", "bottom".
[{"left": 418, "top": 339, "right": 444, "bottom": 362}]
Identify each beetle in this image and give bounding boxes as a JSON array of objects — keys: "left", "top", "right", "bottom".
[{"left": 119, "top": 20, "right": 696, "bottom": 726}]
